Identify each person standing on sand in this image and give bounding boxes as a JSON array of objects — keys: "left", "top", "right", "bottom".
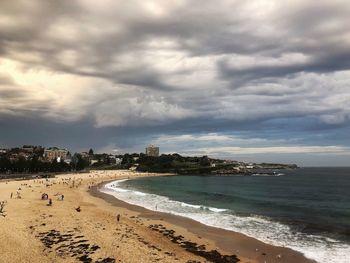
[
  {"left": 117, "top": 214, "right": 120, "bottom": 222},
  {"left": 48, "top": 198, "right": 52, "bottom": 206}
]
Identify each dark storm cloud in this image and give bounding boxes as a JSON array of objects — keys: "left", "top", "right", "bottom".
[
  {"left": 1, "top": 0, "right": 350, "bottom": 164},
  {"left": 1, "top": 0, "right": 350, "bottom": 91},
  {"left": 218, "top": 51, "right": 350, "bottom": 86}
]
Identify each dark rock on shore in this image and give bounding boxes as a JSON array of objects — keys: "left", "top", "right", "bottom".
[{"left": 149, "top": 224, "right": 239, "bottom": 263}]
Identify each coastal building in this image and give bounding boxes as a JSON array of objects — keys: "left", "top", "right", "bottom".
[
  {"left": 63, "top": 152, "right": 72, "bottom": 164},
  {"left": 44, "top": 147, "right": 69, "bottom": 161},
  {"left": 22, "top": 145, "right": 43, "bottom": 153},
  {"left": 90, "top": 159, "right": 99, "bottom": 165},
  {"left": 145, "top": 144, "right": 159, "bottom": 157},
  {"left": 246, "top": 163, "right": 255, "bottom": 169},
  {"left": 22, "top": 145, "right": 35, "bottom": 153},
  {"left": 108, "top": 154, "right": 117, "bottom": 164},
  {"left": 80, "top": 152, "right": 90, "bottom": 159},
  {"left": 0, "top": 149, "right": 7, "bottom": 154}
]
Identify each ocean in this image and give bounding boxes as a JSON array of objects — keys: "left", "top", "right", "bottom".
[{"left": 102, "top": 167, "right": 350, "bottom": 263}]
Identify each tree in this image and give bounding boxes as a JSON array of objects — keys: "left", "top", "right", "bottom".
[
  {"left": 72, "top": 153, "right": 89, "bottom": 171},
  {"left": 28, "top": 156, "right": 40, "bottom": 173},
  {"left": 199, "top": 156, "right": 210, "bottom": 166},
  {"left": 0, "top": 156, "right": 11, "bottom": 172},
  {"left": 121, "top": 154, "right": 133, "bottom": 168},
  {"left": 88, "top": 148, "right": 94, "bottom": 156}
]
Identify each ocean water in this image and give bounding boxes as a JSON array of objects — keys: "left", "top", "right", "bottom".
[{"left": 101, "top": 167, "right": 350, "bottom": 263}]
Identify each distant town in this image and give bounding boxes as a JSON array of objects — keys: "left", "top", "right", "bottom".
[{"left": 0, "top": 144, "right": 297, "bottom": 178}]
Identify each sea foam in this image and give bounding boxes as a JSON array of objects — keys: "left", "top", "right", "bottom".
[{"left": 102, "top": 180, "right": 350, "bottom": 263}]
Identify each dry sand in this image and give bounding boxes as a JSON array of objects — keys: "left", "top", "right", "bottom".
[{"left": 0, "top": 170, "right": 315, "bottom": 263}]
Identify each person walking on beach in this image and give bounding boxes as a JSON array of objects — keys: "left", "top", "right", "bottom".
[{"left": 117, "top": 214, "right": 120, "bottom": 222}]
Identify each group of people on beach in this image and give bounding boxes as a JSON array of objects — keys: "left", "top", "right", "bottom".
[{"left": 6, "top": 172, "right": 126, "bottom": 224}]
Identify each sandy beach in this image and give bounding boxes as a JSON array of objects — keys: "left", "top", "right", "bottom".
[{"left": 0, "top": 170, "right": 315, "bottom": 263}]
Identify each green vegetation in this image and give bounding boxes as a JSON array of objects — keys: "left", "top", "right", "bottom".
[
  {"left": 117, "top": 153, "right": 297, "bottom": 174},
  {"left": 0, "top": 145, "right": 298, "bottom": 176},
  {"left": 0, "top": 154, "right": 89, "bottom": 174},
  {"left": 132, "top": 154, "right": 216, "bottom": 174}
]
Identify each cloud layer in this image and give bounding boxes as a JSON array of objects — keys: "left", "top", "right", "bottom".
[{"left": 1, "top": 0, "right": 350, "bottom": 165}]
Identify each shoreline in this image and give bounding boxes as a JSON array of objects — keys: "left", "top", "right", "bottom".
[
  {"left": 91, "top": 176, "right": 316, "bottom": 263},
  {"left": 0, "top": 170, "right": 316, "bottom": 263}
]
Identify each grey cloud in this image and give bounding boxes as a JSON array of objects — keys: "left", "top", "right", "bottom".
[
  {"left": 1, "top": 0, "right": 350, "bottom": 166},
  {"left": 218, "top": 52, "right": 350, "bottom": 87},
  {"left": 0, "top": 88, "right": 27, "bottom": 99},
  {"left": 2, "top": 0, "right": 350, "bottom": 89}
]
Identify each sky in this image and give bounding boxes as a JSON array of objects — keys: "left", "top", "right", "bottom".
[{"left": 1, "top": 0, "right": 350, "bottom": 166}]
